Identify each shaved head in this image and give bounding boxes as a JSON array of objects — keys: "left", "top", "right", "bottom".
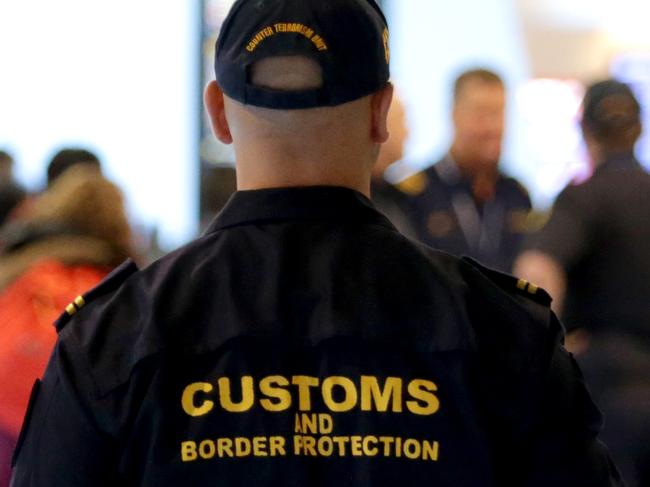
[
  {"left": 205, "top": 55, "right": 393, "bottom": 195},
  {"left": 227, "top": 56, "right": 368, "bottom": 140}
]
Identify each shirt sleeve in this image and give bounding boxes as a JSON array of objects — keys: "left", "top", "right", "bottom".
[
  {"left": 526, "top": 187, "right": 595, "bottom": 270},
  {"left": 10, "top": 339, "right": 120, "bottom": 487},
  {"left": 460, "top": 259, "right": 623, "bottom": 485}
]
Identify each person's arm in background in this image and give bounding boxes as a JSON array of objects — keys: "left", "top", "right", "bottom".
[
  {"left": 514, "top": 250, "right": 567, "bottom": 315},
  {"left": 514, "top": 251, "right": 591, "bottom": 355},
  {"left": 514, "top": 188, "right": 596, "bottom": 356}
]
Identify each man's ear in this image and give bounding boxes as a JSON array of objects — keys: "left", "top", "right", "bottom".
[
  {"left": 371, "top": 82, "right": 394, "bottom": 144},
  {"left": 204, "top": 81, "right": 233, "bottom": 144}
]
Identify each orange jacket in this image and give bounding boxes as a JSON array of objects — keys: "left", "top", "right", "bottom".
[{"left": 0, "top": 260, "right": 106, "bottom": 437}]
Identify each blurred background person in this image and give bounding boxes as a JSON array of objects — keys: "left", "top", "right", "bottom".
[
  {"left": 398, "top": 69, "right": 531, "bottom": 272},
  {"left": 0, "top": 161, "right": 133, "bottom": 486},
  {"left": 46, "top": 148, "right": 101, "bottom": 188},
  {"left": 371, "top": 93, "right": 416, "bottom": 237},
  {"left": 515, "top": 79, "right": 650, "bottom": 487},
  {"left": 0, "top": 150, "right": 26, "bottom": 227},
  {"left": 0, "top": 148, "right": 103, "bottom": 237}
]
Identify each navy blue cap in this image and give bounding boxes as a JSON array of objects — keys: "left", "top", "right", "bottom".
[{"left": 215, "top": 0, "right": 390, "bottom": 110}]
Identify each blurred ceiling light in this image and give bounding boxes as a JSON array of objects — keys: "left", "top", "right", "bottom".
[
  {"left": 516, "top": 78, "right": 588, "bottom": 204},
  {"left": 517, "top": 0, "right": 607, "bottom": 29},
  {"left": 606, "top": 3, "right": 650, "bottom": 49},
  {"left": 519, "top": 0, "right": 650, "bottom": 49}
]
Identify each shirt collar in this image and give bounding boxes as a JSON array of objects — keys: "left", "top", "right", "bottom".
[
  {"left": 435, "top": 153, "right": 463, "bottom": 185},
  {"left": 435, "top": 153, "right": 507, "bottom": 189},
  {"left": 204, "top": 185, "right": 396, "bottom": 235}
]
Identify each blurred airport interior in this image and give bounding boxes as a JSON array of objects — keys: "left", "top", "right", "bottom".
[
  {"left": 0, "top": 0, "right": 649, "bottom": 248},
  {"left": 1, "top": 1, "right": 649, "bottom": 486}
]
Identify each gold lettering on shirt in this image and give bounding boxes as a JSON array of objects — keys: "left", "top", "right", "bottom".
[
  {"left": 259, "top": 375, "right": 292, "bottom": 412},
  {"left": 291, "top": 375, "right": 319, "bottom": 411},
  {"left": 321, "top": 376, "right": 358, "bottom": 412},
  {"left": 406, "top": 379, "right": 440, "bottom": 415},
  {"left": 360, "top": 376, "right": 403, "bottom": 412},
  {"left": 181, "top": 375, "right": 440, "bottom": 416},
  {"left": 179, "top": 375, "right": 442, "bottom": 463},
  {"left": 181, "top": 382, "right": 215, "bottom": 417},
  {"left": 218, "top": 376, "right": 255, "bottom": 412}
]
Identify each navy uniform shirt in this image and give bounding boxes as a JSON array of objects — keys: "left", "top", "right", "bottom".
[
  {"left": 399, "top": 156, "right": 532, "bottom": 272},
  {"left": 11, "top": 186, "right": 621, "bottom": 486},
  {"left": 525, "top": 154, "right": 650, "bottom": 336}
]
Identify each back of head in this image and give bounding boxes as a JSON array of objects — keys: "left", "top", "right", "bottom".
[
  {"left": 226, "top": 55, "right": 371, "bottom": 142},
  {"left": 33, "top": 165, "right": 132, "bottom": 258},
  {"left": 47, "top": 148, "right": 101, "bottom": 187},
  {"left": 0, "top": 184, "right": 25, "bottom": 227},
  {"left": 0, "top": 150, "right": 15, "bottom": 183},
  {"left": 0, "top": 150, "right": 24, "bottom": 225},
  {"left": 0, "top": 150, "right": 14, "bottom": 168},
  {"left": 581, "top": 79, "right": 641, "bottom": 154},
  {"left": 224, "top": 56, "right": 380, "bottom": 171}
]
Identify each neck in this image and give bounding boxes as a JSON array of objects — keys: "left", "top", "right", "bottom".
[
  {"left": 451, "top": 145, "right": 498, "bottom": 177},
  {"left": 234, "top": 143, "right": 374, "bottom": 198}
]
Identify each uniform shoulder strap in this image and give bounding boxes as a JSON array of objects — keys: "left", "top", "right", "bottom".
[
  {"left": 54, "top": 259, "right": 140, "bottom": 332},
  {"left": 461, "top": 256, "right": 552, "bottom": 307}
]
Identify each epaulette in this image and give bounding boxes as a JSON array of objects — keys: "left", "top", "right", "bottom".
[
  {"left": 396, "top": 171, "right": 428, "bottom": 196},
  {"left": 54, "top": 259, "right": 140, "bottom": 332},
  {"left": 462, "top": 256, "right": 552, "bottom": 307}
]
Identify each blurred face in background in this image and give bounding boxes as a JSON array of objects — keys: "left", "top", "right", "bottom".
[{"left": 452, "top": 79, "right": 505, "bottom": 174}]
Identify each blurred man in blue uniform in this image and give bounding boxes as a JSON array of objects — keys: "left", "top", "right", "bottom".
[
  {"left": 399, "top": 69, "right": 531, "bottom": 272},
  {"left": 11, "top": 2, "right": 621, "bottom": 486}
]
